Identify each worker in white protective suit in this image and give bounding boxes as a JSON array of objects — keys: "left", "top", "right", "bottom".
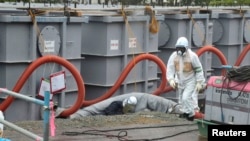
[{"left": 166, "top": 37, "right": 206, "bottom": 121}]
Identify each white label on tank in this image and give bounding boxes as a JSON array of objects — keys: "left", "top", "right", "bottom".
[
  {"left": 110, "top": 40, "right": 119, "bottom": 50},
  {"left": 129, "top": 38, "right": 136, "bottom": 48},
  {"left": 44, "top": 40, "right": 55, "bottom": 52}
]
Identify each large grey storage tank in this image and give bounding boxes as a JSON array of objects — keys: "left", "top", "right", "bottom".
[
  {"left": 81, "top": 14, "right": 164, "bottom": 100},
  {"left": 0, "top": 10, "right": 88, "bottom": 122},
  {"left": 158, "top": 12, "right": 211, "bottom": 48},
  {"left": 82, "top": 15, "right": 163, "bottom": 55},
  {"left": 211, "top": 10, "right": 250, "bottom": 75}
]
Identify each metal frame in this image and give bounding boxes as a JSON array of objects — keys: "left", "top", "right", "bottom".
[{"left": 0, "top": 88, "right": 51, "bottom": 141}]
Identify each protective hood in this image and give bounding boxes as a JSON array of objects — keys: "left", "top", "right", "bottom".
[
  {"left": 175, "top": 37, "right": 189, "bottom": 49},
  {"left": 175, "top": 37, "right": 189, "bottom": 56},
  {"left": 122, "top": 96, "right": 137, "bottom": 107}
]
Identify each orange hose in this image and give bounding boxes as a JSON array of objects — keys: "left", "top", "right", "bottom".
[
  {"left": 0, "top": 46, "right": 230, "bottom": 117},
  {"left": 234, "top": 44, "right": 250, "bottom": 66},
  {"left": 82, "top": 53, "right": 167, "bottom": 107},
  {"left": 0, "top": 55, "right": 85, "bottom": 118},
  {"left": 196, "top": 45, "right": 228, "bottom": 76}
]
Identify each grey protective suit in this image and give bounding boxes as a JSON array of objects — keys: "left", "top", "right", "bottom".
[{"left": 56, "top": 92, "right": 184, "bottom": 119}]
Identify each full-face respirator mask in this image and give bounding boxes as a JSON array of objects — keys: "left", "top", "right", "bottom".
[
  {"left": 175, "top": 37, "right": 188, "bottom": 56},
  {"left": 176, "top": 46, "right": 186, "bottom": 56}
]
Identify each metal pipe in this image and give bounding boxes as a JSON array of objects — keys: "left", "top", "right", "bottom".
[
  {"left": 0, "top": 88, "right": 51, "bottom": 141},
  {"left": 0, "top": 88, "right": 44, "bottom": 106},
  {"left": 43, "top": 91, "right": 50, "bottom": 141},
  {"left": 0, "top": 115, "right": 43, "bottom": 141}
]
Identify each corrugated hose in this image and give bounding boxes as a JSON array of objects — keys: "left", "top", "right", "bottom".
[{"left": 226, "top": 65, "right": 250, "bottom": 82}]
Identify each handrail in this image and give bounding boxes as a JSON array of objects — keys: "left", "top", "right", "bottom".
[{"left": 0, "top": 88, "right": 51, "bottom": 141}]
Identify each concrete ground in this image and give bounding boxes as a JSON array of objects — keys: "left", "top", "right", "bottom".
[{"left": 2, "top": 112, "right": 208, "bottom": 141}]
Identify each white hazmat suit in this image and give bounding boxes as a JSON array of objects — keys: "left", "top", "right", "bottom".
[{"left": 166, "top": 37, "right": 205, "bottom": 120}]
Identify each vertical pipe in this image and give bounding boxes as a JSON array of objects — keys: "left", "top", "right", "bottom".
[
  {"left": 60, "top": 19, "right": 67, "bottom": 108},
  {"left": 240, "top": 14, "right": 244, "bottom": 52},
  {"left": 188, "top": 16, "right": 192, "bottom": 46},
  {"left": 30, "top": 15, "right": 37, "bottom": 120},
  {"left": 123, "top": 15, "right": 128, "bottom": 94},
  {"left": 144, "top": 15, "right": 150, "bottom": 92},
  {"left": 43, "top": 91, "right": 50, "bottom": 141}
]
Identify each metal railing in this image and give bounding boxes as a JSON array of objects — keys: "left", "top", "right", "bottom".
[{"left": 0, "top": 88, "right": 51, "bottom": 141}]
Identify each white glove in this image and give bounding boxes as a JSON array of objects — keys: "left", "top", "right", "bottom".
[
  {"left": 195, "top": 82, "right": 202, "bottom": 92},
  {"left": 169, "top": 79, "right": 176, "bottom": 89}
]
